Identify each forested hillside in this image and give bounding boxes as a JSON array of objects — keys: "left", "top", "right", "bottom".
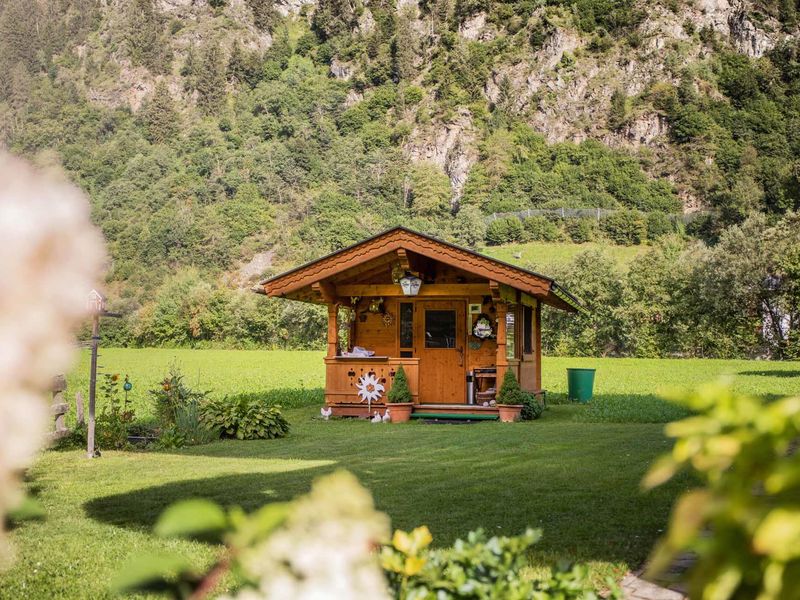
[{"left": 1, "top": 0, "right": 798, "bottom": 354}]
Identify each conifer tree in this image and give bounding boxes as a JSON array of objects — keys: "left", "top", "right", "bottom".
[
  {"left": 608, "top": 88, "right": 628, "bottom": 131},
  {"left": 392, "top": 6, "right": 417, "bottom": 82},
  {"left": 181, "top": 43, "right": 199, "bottom": 91},
  {"left": 126, "top": 0, "right": 170, "bottom": 74},
  {"left": 196, "top": 42, "right": 226, "bottom": 115},
  {"left": 246, "top": 0, "right": 278, "bottom": 32},
  {"left": 142, "top": 80, "right": 178, "bottom": 143},
  {"left": 0, "top": 0, "right": 39, "bottom": 98},
  {"left": 227, "top": 41, "right": 247, "bottom": 84}
]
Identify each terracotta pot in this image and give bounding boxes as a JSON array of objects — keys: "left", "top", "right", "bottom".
[
  {"left": 497, "top": 404, "right": 523, "bottom": 423},
  {"left": 388, "top": 403, "right": 414, "bottom": 423}
]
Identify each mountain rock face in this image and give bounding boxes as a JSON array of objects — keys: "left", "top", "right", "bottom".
[{"left": 27, "top": 0, "right": 791, "bottom": 208}]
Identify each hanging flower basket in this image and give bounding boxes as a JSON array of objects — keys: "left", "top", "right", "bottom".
[{"left": 472, "top": 315, "right": 493, "bottom": 339}]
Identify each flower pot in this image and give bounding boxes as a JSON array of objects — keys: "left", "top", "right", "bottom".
[
  {"left": 497, "top": 404, "right": 523, "bottom": 423},
  {"left": 388, "top": 403, "right": 414, "bottom": 423}
]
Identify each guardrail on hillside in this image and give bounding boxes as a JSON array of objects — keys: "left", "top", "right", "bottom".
[{"left": 486, "top": 208, "right": 705, "bottom": 224}]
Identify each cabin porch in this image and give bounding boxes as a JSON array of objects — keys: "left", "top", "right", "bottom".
[{"left": 257, "top": 227, "right": 583, "bottom": 420}]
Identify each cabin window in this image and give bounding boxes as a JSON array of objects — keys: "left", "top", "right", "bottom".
[
  {"left": 506, "top": 312, "right": 516, "bottom": 359},
  {"left": 425, "top": 310, "right": 456, "bottom": 348},
  {"left": 399, "top": 302, "right": 414, "bottom": 349},
  {"left": 523, "top": 305, "right": 533, "bottom": 354}
]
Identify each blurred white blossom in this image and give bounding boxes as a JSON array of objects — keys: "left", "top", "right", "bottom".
[
  {"left": 229, "top": 471, "right": 391, "bottom": 600},
  {"left": 0, "top": 153, "right": 105, "bottom": 568}
]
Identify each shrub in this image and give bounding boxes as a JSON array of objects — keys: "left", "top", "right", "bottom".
[
  {"left": 200, "top": 395, "right": 290, "bottom": 440},
  {"left": 485, "top": 216, "right": 523, "bottom": 245},
  {"left": 150, "top": 367, "right": 208, "bottom": 426},
  {"left": 175, "top": 401, "right": 220, "bottom": 445},
  {"left": 522, "top": 216, "right": 563, "bottom": 241},
  {"left": 497, "top": 370, "right": 525, "bottom": 405},
  {"left": 520, "top": 392, "right": 543, "bottom": 420},
  {"left": 381, "top": 526, "right": 619, "bottom": 598},
  {"left": 601, "top": 210, "right": 647, "bottom": 245},
  {"left": 388, "top": 365, "right": 412, "bottom": 403},
  {"left": 646, "top": 211, "right": 674, "bottom": 240},
  {"left": 563, "top": 218, "right": 596, "bottom": 243}
]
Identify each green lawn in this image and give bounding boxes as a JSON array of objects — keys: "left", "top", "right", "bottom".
[
  {"left": 481, "top": 241, "right": 646, "bottom": 271},
  {"left": 2, "top": 350, "right": 799, "bottom": 598}
]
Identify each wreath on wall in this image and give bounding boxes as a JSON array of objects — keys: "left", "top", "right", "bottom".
[{"left": 472, "top": 313, "right": 494, "bottom": 339}]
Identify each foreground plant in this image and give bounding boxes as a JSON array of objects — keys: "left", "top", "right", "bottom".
[
  {"left": 643, "top": 383, "right": 800, "bottom": 599},
  {"left": 381, "top": 526, "right": 618, "bottom": 600},
  {"left": 0, "top": 153, "right": 104, "bottom": 568},
  {"left": 117, "top": 470, "right": 616, "bottom": 599},
  {"left": 115, "top": 470, "right": 392, "bottom": 599}
]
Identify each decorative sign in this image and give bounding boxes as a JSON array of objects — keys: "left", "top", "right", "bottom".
[
  {"left": 468, "top": 303, "right": 481, "bottom": 314},
  {"left": 356, "top": 373, "right": 384, "bottom": 403}
]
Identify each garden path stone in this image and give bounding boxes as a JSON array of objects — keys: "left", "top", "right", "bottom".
[{"left": 621, "top": 573, "right": 685, "bottom": 600}]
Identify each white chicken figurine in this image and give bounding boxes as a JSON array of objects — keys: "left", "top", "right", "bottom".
[
  {"left": 382, "top": 408, "right": 391, "bottom": 423},
  {"left": 370, "top": 411, "right": 382, "bottom": 423},
  {"left": 320, "top": 406, "right": 332, "bottom": 420}
]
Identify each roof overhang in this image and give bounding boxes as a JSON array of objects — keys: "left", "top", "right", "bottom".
[{"left": 255, "top": 227, "right": 585, "bottom": 314}]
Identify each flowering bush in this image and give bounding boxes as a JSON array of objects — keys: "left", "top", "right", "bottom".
[
  {"left": 0, "top": 153, "right": 104, "bottom": 567},
  {"left": 149, "top": 366, "right": 207, "bottom": 426}
]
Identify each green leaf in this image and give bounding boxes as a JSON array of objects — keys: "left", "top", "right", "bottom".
[
  {"left": 641, "top": 455, "right": 679, "bottom": 490},
  {"left": 229, "top": 502, "right": 289, "bottom": 547},
  {"left": 754, "top": 508, "right": 800, "bottom": 560},
  {"left": 154, "top": 498, "right": 228, "bottom": 541},
  {"left": 112, "top": 552, "right": 196, "bottom": 594}
]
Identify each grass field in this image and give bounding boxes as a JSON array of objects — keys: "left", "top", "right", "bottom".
[
  {"left": 2, "top": 349, "right": 799, "bottom": 598},
  {"left": 481, "top": 241, "right": 646, "bottom": 272}
]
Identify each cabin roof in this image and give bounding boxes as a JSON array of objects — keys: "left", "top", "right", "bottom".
[{"left": 255, "top": 226, "right": 584, "bottom": 313}]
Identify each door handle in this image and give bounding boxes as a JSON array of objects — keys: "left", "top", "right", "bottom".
[{"left": 457, "top": 346, "right": 464, "bottom": 366}]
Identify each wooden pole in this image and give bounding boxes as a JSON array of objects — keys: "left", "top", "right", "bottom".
[
  {"left": 534, "top": 301, "right": 542, "bottom": 390},
  {"left": 87, "top": 313, "right": 99, "bottom": 458},
  {"left": 326, "top": 303, "right": 339, "bottom": 358},
  {"left": 495, "top": 301, "right": 508, "bottom": 386}
]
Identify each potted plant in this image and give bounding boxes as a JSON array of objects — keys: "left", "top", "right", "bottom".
[
  {"left": 387, "top": 365, "right": 414, "bottom": 423},
  {"left": 496, "top": 370, "right": 524, "bottom": 423}
]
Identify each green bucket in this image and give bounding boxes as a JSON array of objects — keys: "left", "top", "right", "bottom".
[{"left": 567, "top": 368, "right": 596, "bottom": 403}]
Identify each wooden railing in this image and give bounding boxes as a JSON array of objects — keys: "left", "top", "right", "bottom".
[{"left": 324, "top": 357, "right": 420, "bottom": 405}]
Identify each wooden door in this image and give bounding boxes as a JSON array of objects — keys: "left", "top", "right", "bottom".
[{"left": 416, "top": 300, "right": 465, "bottom": 404}]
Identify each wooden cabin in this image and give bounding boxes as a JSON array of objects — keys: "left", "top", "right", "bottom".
[{"left": 256, "top": 227, "right": 582, "bottom": 418}]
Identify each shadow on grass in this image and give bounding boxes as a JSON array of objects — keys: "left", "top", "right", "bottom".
[
  {"left": 738, "top": 370, "right": 800, "bottom": 378},
  {"left": 83, "top": 409, "right": 684, "bottom": 568},
  {"left": 84, "top": 468, "right": 332, "bottom": 533}
]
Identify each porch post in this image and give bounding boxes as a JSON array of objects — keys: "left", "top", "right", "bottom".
[
  {"left": 534, "top": 301, "right": 542, "bottom": 390},
  {"left": 495, "top": 301, "right": 508, "bottom": 386},
  {"left": 326, "top": 303, "right": 339, "bottom": 358}
]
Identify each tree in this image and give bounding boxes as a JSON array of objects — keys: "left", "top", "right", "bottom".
[
  {"left": 196, "top": 42, "right": 226, "bottom": 115},
  {"left": 409, "top": 163, "right": 451, "bottom": 216},
  {"left": 246, "top": 0, "right": 278, "bottom": 32},
  {"left": 387, "top": 365, "right": 412, "bottom": 403},
  {"left": 126, "top": 0, "right": 170, "bottom": 73},
  {"left": 392, "top": 7, "right": 417, "bottom": 82},
  {"left": 452, "top": 205, "right": 487, "bottom": 248},
  {"left": 608, "top": 88, "right": 628, "bottom": 131},
  {"left": 142, "top": 80, "right": 178, "bottom": 143}
]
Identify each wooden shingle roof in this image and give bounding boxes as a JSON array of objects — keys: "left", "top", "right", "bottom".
[{"left": 256, "top": 226, "right": 584, "bottom": 313}]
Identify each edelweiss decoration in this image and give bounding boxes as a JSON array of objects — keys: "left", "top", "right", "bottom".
[{"left": 356, "top": 373, "right": 384, "bottom": 404}]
